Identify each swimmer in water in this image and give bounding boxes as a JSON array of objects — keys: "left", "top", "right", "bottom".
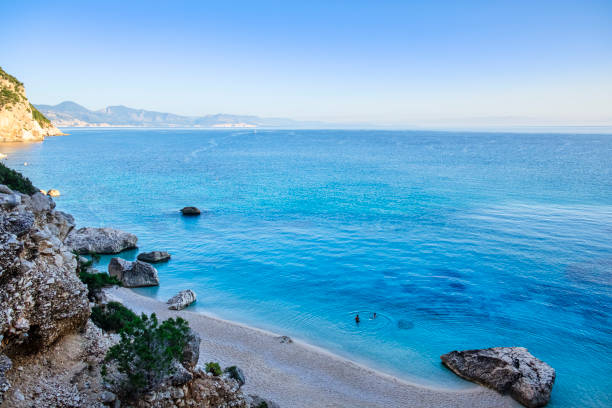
[
  {"left": 373, "top": 312, "right": 377, "bottom": 319},
  {"left": 355, "top": 314, "right": 360, "bottom": 324}
]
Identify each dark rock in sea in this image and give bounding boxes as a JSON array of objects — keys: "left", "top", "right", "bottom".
[
  {"left": 180, "top": 206, "right": 201, "bottom": 215},
  {"left": 66, "top": 227, "right": 138, "bottom": 254},
  {"left": 441, "top": 347, "right": 555, "bottom": 408},
  {"left": 108, "top": 257, "right": 159, "bottom": 287},
  {"left": 137, "top": 250, "right": 171, "bottom": 263},
  {"left": 167, "top": 289, "right": 197, "bottom": 310}
]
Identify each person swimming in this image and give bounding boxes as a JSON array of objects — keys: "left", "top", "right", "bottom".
[
  {"left": 373, "top": 312, "right": 377, "bottom": 319},
  {"left": 355, "top": 314, "right": 360, "bottom": 324}
]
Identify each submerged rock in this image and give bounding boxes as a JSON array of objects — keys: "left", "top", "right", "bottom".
[
  {"left": 441, "top": 347, "right": 555, "bottom": 408},
  {"left": 108, "top": 258, "right": 159, "bottom": 287},
  {"left": 66, "top": 227, "right": 138, "bottom": 254},
  {"left": 167, "top": 290, "right": 196, "bottom": 310},
  {"left": 137, "top": 250, "right": 171, "bottom": 263},
  {"left": 180, "top": 206, "right": 201, "bottom": 215}
]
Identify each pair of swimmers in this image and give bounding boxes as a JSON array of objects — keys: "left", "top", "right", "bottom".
[{"left": 354, "top": 312, "right": 376, "bottom": 324}]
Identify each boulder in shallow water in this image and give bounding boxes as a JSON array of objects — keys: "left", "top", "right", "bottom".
[
  {"left": 180, "top": 206, "right": 201, "bottom": 215},
  {"left": 108, "top": 257, "right": 159, "bottom": 287},
  {"left": 137, "top": 250, "right": 171, "bottom": 263},
  {"left": 167, "top": 289, "right": 197, "bottom": 310},
  {"left": 65, "top": 227, "right": 138, "bottom": 254},
  {"left": 441, "top": 347, "right": 555, "bottom": 408}
]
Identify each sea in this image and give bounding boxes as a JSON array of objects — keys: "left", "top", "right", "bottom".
[{"left": 2, "top": 129, "right": 611, "bottom": 407}]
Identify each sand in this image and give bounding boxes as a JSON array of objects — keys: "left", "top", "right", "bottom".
[{"left": 107, "top": 287, "right": 520, "bottom": 408}]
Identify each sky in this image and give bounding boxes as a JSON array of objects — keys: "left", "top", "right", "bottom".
[{"left": 1, "top": 0, "right": 611, "bottom": 127}]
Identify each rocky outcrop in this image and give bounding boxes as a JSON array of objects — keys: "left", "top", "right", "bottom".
[
  {"left": 108, "top": 258, "right": 159, "bottom": 287},
  {"left": 0, "top": 183, "right": 90, "bottom": 402},
  {"left": 137, "top": 251, "right": 171, "bottom": 263},
  {"left": 167, "top": 290, "right": 196, "bottom": 310},
  {"left": 135, "top": 367, "right": 249, "bottom": 408},
  {"left": 441, "top": 347, "right": 555, "bottom": 408},
  {"left": 66, "top": 227, "right": 138, "bottom": 254},
  {"left": 180, "top": 207, "right": 201, "bottom": 215},
  {"left": 0, "top": 67, "right": 63, "bottom": 142}
]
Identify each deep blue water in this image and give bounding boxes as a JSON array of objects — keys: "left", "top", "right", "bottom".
[{"left": 2, "top": 129, "right": 611, "bottom": 407}]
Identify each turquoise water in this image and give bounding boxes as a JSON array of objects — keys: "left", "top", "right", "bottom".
[{"left": 2, "top": 129, "right": 611, "bottom": 407}]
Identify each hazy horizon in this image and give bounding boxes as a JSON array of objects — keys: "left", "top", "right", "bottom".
[{"left": 2, "top": 0, "right": 611, "bottom": 127}]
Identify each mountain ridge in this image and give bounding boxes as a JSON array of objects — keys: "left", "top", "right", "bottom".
[{"left": 36, "top": 101, "right": 328, "bottom": 128}]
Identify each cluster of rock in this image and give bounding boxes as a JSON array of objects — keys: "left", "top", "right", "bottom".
[
  {"left": 441, "top": 347, "right": 556, "bottom": 408},
  {"left": 0, "top": 187, "right": 90, "bottom": 402}
]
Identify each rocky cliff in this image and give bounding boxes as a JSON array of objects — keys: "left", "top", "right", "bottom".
[
  {"left": 0, "top": 67, "right": 63, "bottom": 142},
  {"left": 0, "top": 173, "right": 261, "bottom": 407}
]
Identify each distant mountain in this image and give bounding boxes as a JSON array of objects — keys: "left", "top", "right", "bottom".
[{"left": 35, "top": 101, "right": 327, "bottom": 128}]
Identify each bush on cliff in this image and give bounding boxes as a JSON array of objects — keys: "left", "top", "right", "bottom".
[
  {"left": 91, "top": 301, "right": 139, "bottom": 332},
  {"left": 78, "top": 269, "right": 122, "bottom": 301},
  {"left": 102, "top": 313, "right": 190, "bottom": 397},
  {"left": 0, "top": 162, "right": 37, "bottom": 194}
]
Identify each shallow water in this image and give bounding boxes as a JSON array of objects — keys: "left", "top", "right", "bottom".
[{"left": 3, "top": 129, "right": 611, "bottom": 407}]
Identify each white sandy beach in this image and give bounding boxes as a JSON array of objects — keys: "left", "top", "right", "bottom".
[{"left": 107, "top": 287, "right": 519, "bottom": 408}]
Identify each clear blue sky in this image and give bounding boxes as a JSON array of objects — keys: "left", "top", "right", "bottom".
[{"left": 1, "top": 0, "right": 611, "bottom": 126}]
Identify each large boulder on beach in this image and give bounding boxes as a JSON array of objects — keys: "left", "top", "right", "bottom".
[
  {"left": 65, "top": 227, "right": 137, "bottom": 254},
  {"left": 108, "top": 258, "right": 159, "bottom": 287},
  {"left": 180, "top": 206, "right": 201, "bottom": 215},
  {"left": 167, "top": 290, "right": 197, "bottom": 310},
  {"left": 137, "top": 250, "right": 171, "bottom": 263},
  {"left": 441, "top": 347, "right": 555, "bottom": 408}
]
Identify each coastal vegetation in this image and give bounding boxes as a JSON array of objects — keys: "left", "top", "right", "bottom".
[
  {"left": 102, "top": 312, "right": 191, "bottom": 397},
  {"left": 29, "top": 103, "right": 52, "bottom": 128},
  {"left": 91, "top": 301, "right": 139, "bottom": 332},
  {"left": 205, "top": 362, "right": 222, "bottom": 376},
  {"left": 76, "top": 255, "right": 122, "bottom": 301},
  {"left": 0, "top": 162, "right": 37, "bottom": 194}
]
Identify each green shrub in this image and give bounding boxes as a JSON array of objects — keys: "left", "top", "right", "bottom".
[
  {"left": 256, "top": 402, "right": 268, "bottom": 408},
  {"left": 78, "top": 269, "right": 122, "bottom": 301},
  {"left": 0, "top": 88, "right": 21, "bottom": 108},
  {"left": 0, "top": 67, "right": 24, "bottom": 89},
  {"left": 224, "top": 365, "right": 241, "bottom": 382},
  {"left": 91, "top": 301, "right": 139, "bottom": 332},
  {"left": 205, "top": 362, "right": 222, "bottom": 376},
  {"left": 0, "top": 162, "right": 37, "bottom": 195},
  {"left": 103, "top": 313, "right": 190, "bottom": 398}
]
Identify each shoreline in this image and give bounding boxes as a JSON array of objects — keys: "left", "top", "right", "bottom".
[{"left": 107, "top": 287, "right": 519, "bottom": 408}]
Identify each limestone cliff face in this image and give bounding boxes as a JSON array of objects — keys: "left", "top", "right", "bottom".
[{"left": 0, "top": 67, "right": 63, "bottom": 142}]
